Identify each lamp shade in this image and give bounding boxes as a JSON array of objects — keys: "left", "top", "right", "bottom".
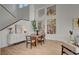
[{"left": 22, "top": 26, "right": 27, "bottom": 33}]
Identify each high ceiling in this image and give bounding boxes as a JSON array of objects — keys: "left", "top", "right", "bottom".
[
  {"left": 34, "top": 4, "right": 54, "bottom": 9},
  {"left": 0, "top": 4, "right": 54, "bottom": 31},
  {"left": 0, "top": 4, "right": 17, "bottom": 31},
  {"left": 0, "top": 4, "right": 29, "bottom": 31}
]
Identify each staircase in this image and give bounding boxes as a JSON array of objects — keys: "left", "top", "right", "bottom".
[{"left": 0, "top": 4, "right": 19, "bottom": 31}]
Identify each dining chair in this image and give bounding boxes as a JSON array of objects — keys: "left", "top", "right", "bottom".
[
  {"left": 26, "top": 35, "right": 36, "bottom": 49},
  {"left": 41, "top": 33, "right": 45, "bottom": 43},
  {"left": 38, "top": 33, "right": 45, "bottom": 45},
  {"left": 38, "top": 35, "right": 43, "bottom": 45}
]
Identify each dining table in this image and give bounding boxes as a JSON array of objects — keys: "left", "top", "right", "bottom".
[{"left": 31, "top": 33, "right": 42, "bottom": 46}]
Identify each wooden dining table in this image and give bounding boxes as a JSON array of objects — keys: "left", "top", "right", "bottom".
[{"left": 31, "top": 33, "right": 42, "bottom": 46}]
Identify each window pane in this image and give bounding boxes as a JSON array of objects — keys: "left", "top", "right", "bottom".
[
  {"left": 19, "top": 4, "right": 28, "bottom": 8},
  {"left": 19, "top": 4, "right": 24, "bottom": 8}
]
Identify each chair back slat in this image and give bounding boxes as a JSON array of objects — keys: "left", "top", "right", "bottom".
[{"left": 26, "top": 36, "right": 31, "bottom": 42}]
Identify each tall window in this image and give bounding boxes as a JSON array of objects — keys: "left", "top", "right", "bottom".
[{"left": 19, "top": 4, "right": 28, "bottom": 8}]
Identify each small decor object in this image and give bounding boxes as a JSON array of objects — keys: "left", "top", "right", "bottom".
[
  {"left": 35, "top": 29, "right": 39, "bottom": 35},
  {"left": 24, "top": 31, "right": 27, "bottom": 33},
  {"left": 69, "top": 30, "right": 73, "bottom": 35}
]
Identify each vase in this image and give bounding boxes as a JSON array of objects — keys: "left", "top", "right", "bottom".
[{"left": 69, "top": 35, "right": 75, "bottom": 44}]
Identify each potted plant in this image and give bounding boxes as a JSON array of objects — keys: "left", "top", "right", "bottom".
[{"left": 31, "top": 20, "right": 37, "bottom": 31}]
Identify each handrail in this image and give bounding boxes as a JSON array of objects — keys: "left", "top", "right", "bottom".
[
  {"left": 0, "top": 19, "right": 29, "bottom": 31},
  {"left": 0, "top": 4, "right": 16, "bottom": 18},
  {"left": 0, "top": 4, "right": 29, "bottom": 31}
]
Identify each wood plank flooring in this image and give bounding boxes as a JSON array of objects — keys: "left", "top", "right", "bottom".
[
  {"left": 1, "top": 40, "right": 62, "bottom": 55},
  {"left": 0, "top": 48, "right": 1, "bottom": 55}
]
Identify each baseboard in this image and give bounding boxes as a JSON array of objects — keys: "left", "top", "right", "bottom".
[
  {"left": 8, "top": 40, "right": 25, "bottom": 47},
  {"left": 0, "top": 48, "right": 1, "bottom": 55},
  {"left": 1, "top": 40, "right": 25, "bottom": 48}
]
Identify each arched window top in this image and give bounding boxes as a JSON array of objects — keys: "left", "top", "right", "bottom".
[{"left": 19, "top": 4, "right": 28, "bottom": 8}]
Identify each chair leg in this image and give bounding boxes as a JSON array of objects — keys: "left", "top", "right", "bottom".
[
  {"left": 43, "top": 40, "right": 45, "bottom": 44},
  {"left": 41, "top": 41, "right": 42, "bottom": 45},
  {"left": 26, "top": 42, "right": 28, "bottom": 48},
  {"left": 43, "top": 38, "right": 46, "bottom": 44},
  {"left": 30, "top": 43, "right": 32, "bottom": 49},
  {"left": 35, "top": 42, "right": 36, "bottom": 46}
]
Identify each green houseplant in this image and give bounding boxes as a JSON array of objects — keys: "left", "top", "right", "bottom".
[{"left": 31, "top": 20, "right": 37, "bottom": 31}]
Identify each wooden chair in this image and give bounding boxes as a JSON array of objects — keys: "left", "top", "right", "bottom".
[
  {"left": 38, "top": 33, "right": 45, "bottom": 45},
  {"left": 26, "top": 35, "right": 36, "bottom": 48},
  {"left": 41, "top": 33, "right": 45, "bottom": 43},
  {"left": 38, "top": 35, "right": 43, "bottom": 45}
]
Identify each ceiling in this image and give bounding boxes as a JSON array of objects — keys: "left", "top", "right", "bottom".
[
  {"left": 0, "top": 4, "right": 29, "bottom": 31},
  {"left": 0, "top": 4, "right": 54, "bottom": 31}
]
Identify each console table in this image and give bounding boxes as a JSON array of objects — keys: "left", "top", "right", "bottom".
[{"left": 61, "top": 40, "right": 79, "bottom": 55}]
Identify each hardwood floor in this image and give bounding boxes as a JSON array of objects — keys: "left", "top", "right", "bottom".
[
  {"left": 1, "top": 40, "right": 62, "bottom": 55},
  {"left": 0, "top": 48, "right": 1, "bottom": 55}
]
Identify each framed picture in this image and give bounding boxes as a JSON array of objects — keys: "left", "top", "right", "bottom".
[
  {"left": 73, "top": 18, "right": 79, "bottom": 30},
  {"left": 47, "top": 19, "right": 56, "bottom": 34},
  {"left": 47, "top": 5, "right": 56, "bottom": 16},
  {"left": 47, "top": 5, "right": 56, "bottom": 34}
]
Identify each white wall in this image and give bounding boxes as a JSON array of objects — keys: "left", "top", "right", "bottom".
[
  {"left": 0, "top": 4, "right": 30, "bottom": 31},
  {"left": 17, "top": 5, "right": 29, "bottom": 20},
  {"left": 0, "top": 20, "right": 33, "bottom": 48},
  {"left": 35, "top": 4, "right": 79, "bottom": 41},
  {"left": 3, "top": 4, "right": 18, "bottom": 17},
  {"left": 0, "top": 30, "right": 1, "bottom": 48},
  {"left": 0, "top": 4, "right": 33, "bottom": 48},
  {"left": 0, "top": 5, "right": 17, "bottom": 30}
]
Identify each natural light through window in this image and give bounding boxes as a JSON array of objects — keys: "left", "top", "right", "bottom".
[{"left": 19, "top": 4, "right": 28, "bottom": 8}]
